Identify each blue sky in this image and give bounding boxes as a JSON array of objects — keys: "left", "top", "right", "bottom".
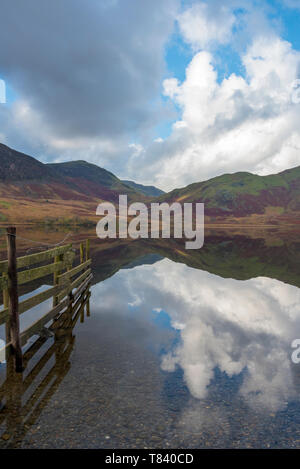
[
  {"left": 157, "top": 0, "right": 300, "bottom": 141},
  {"left": 0, "top": 0, "right": 300, "bottom": 190},
  {"left": 272, "top": 1, "right": 300, "bottom": 49},
  {"left": 1, "top": 82, "right": 16, "bottom": 104},
  {"left": 165, "top": 2, "right": 300, "bottom": 82}
]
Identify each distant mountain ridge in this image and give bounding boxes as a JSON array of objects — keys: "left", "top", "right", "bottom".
[
  {"left": 0, "top": 143, "right": 145, "bottom": 203},
  {"left": 121, "top": 179, "right": 165, "bottom": 197},
  {"left": 0, "top": 143, "right": 58, "bottom": 181},
  {"left": 0, "top": 143, "right": 163, "bottom": 202},
  {"left": 0, "top": 142, "right": 299, "bottom": 225},
  {"left": 47, "top": 160, "right": 140, "bottom": 202}
]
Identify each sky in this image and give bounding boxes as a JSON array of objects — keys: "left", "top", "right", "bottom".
[{"left": 0, "top": 0, "right": 300, "bottom": 191}]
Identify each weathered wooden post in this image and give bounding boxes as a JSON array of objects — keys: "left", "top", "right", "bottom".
[
  {"left": 80, "top": 242, "right": 84, "bottom": 264},
  {"left": 53, "top": 254, "right": 60, "bottom": 307},
  {"left": 79, "top": 242, "right": 85, "bottom": 323},
  {"left": 86, "top": 297, "right": 90, "bottom": 317},
  {"left": 85, "top": 239, "right": 91, "bottom": 317},
  {"left": 5, "top": 364, "right": 23, "bottom": 441},
  {"left": 2, "top": 272, "right": 11, "bottom": 363},
  {"left": 85, "top": 239, "right": 90, "bottom": 262},
  {"left": 6, "top": 227, "right": 23, "bottom": 372},
  {"left": 66, "top": 247, "right": 74, "bottom": 309}
]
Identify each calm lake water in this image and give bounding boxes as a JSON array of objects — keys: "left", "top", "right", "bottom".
[{"left": 0, "top": 227, "right": 300, "bottom": 448}]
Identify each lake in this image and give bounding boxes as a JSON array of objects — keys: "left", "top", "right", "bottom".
[{"left": 0, "top": 226, "right": 300, "bottom": 448}]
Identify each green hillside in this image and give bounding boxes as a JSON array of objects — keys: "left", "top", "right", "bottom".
[{"left": 158, "top": 166, "right": 300, "bottom": 220}]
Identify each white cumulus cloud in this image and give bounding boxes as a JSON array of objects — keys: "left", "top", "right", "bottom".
[
  {"left": 177, "top": 2, "right": 236, "bottom": 50},
  {"left": 129, "top": 35, "right": 300, "bottom": 190}
]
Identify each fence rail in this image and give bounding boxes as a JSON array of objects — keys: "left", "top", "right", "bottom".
[
  {"left": 0, "top": 227, "right": 92, "bottom": 372},
  {"left": 0, "top": 244, "right": 72, "bottom": 274}
]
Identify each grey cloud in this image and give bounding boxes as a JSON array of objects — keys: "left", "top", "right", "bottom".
[{"left": 0, "top": 0, "right": 178, "bottom": 141}]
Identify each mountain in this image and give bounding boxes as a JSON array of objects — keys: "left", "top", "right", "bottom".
[
  {"left": 0, "top": 142, "right": 299, "bottom": 225},
  {"left": 121, "top": 179, "right": 165, "bottom": 197},
  {"left": 0, "top": 143, "right": 141, "bottom": 201},
  {"left": 158, "top": 167, "right": 300, "bottom": 225},
  {"left": 0, "top": 143, "right": 142, "bottom": 224},
  {"left": 0, "top": 143, "right": 58, "bottom": 181},
  {"left": 47, "top": 160, "right": 140, "bottom": 202}
]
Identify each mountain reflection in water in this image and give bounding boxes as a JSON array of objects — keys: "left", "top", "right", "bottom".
[{"left": 0, "top": 228, "right": 300, "bottom": 448}]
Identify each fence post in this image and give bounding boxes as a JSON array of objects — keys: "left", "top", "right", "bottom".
[
  {"left": 80, "top": 242, "right": 84, "bottom": 264},
  {"left": 85, "top": 239, "right": 91, "bottom": 317},
  {"left": 86, "top": 297, "right": 90, "bottom": 317},
  {"left": 53, "top": 253, "right": 64, "bottom": 307},
  {"left": 79, "top": 242, "right": 85, "bottom": 322},
  {"left": 2, "top": 272, "right": 11, "bottom": 363},
  {"left": 6, "top": 227, "right": 23, "bottom": 372},
  {"left": 85, "top": 239, "right": 90, "bottom": 262}
]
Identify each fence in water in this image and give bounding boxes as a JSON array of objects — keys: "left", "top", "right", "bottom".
[
  {"left": 0, "top": 291, "right": 90, "bottom": 445},
  {"left": 0, "top": 227, "right": 92, "bottom": 371}
]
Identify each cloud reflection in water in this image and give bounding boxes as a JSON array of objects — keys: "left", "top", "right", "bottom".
[{"left": 90, "top": 258, "right": 300, "bottom": 413}]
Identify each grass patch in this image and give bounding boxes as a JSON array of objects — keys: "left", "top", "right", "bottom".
[{"left": 0, "top": 200, "right": 12, "bottom": 209}]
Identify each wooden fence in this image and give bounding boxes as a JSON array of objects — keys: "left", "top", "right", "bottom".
[
  {"left": 0, "top": 290, "right": 90, "bottom": 445},
  {"left": 0, "top": 227, "right": 92, "bottom": 371}
]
